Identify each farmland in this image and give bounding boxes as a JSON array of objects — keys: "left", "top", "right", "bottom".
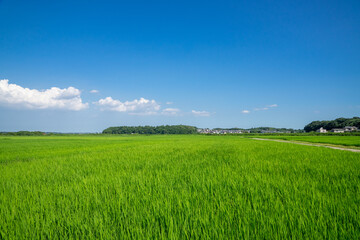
[
  {"left": 0, "top": 135, "right": 359, "bottom": 239},
  {"left": 249, "top": 135, "right": 360, "bottom": 147}
]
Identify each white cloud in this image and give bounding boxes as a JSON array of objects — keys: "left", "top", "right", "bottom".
[
  {"left": 166, "top": 101, "right": 173, "bottom": 105},
  {"left": 90, "top": 90, "right": 99, "bottom": 93},
  {"left": 162, "top": 108, "right": 181, "bottom": 116},
  {"left": 192, "top": 110, "right": 211, "bottom": 117},
  {"left": 253, "top": 104, "right": 278, "bottom": 111},
  {"left": 254, "top": 107, "right": 269, "bottom": 111},
  {"left": 242, "top": 104, "right": 278, "bottom": 113},
  {"left": 0, "top": 79, "right": 88, "bottom": 110},
  {"left": 95, "top": 96, "right": 160, "bottom": 115}
]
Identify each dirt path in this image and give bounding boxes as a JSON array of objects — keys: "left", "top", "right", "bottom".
[{"left": 252, "top": 138, "right": 360, "bottom": 153}]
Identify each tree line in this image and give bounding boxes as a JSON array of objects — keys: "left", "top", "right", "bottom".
[
  {"left": 304, "top": 117, "right": 360, "bottom": 132},
  {"left": 102, "top": 125, "right": 198, "bottom": 134},
  {"left": 0, "top": 131, "right": 46, "bottom": 136}
]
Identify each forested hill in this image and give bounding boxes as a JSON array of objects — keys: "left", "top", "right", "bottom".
[
  {"left": 304, "top": 117, "right": 360, "bottom": 132},
  {"left": 102, "top": 125, "right": 197, "bottom": 134}
]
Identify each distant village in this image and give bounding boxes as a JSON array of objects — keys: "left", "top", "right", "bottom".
[
  {"left": 316, "top": 126, "right": 358, "bottom": 133},
  {"left": 198, "top": 125, "right": 359, "bottom": 134},
  {"left": 197, "top": 128, "right": 301, "bottom": 134},
  {"left": 197, "top": 129, "right": 246, "bottom": 134}
]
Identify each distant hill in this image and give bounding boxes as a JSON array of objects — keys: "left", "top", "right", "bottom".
[
  {"left": 304, "top": 117, "right": 360, "bottom": 132},
  {"left": 102, "top": 125, "right": 197, "bottom": 134}
]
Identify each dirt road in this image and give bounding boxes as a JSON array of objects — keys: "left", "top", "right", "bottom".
[{"left": 252, "top": 138, "right": 360, "bottom": 153}]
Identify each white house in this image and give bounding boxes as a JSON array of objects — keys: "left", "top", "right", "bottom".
[
  {"left": 331, "top": 128, "right": 345, "bottom": 133},
  {"left": 316, "top": 127, "right": 327, "bottom": 133},
  {"left": 344, "top": 126, "right": 358, "bottom": 132}
]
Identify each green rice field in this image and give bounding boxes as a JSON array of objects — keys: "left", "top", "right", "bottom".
[
  {"left": 251, "top": 135, "right": 360, "bottom": 147},
  {"left": 1, "top": 135, "right": 359, "bottom": 239}
]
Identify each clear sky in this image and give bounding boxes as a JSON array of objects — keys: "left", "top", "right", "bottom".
[{"left": 0, "top": 0, "right": 359, "bottom": 132}]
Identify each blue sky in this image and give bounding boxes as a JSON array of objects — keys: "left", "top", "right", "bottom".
[{"left": 0, "top": 0, "right": 359, "bottom": 132}]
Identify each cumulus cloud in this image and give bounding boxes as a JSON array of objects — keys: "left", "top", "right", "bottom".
[
  {"left": 95, "top": 96, "right": 160, "bottom": 115},
  {"left": 242, "top": 110, "right": 250, "bottom": 114},
  {"left": 0, "top": 79, "right": 88, "bottom": 110},
  {"left": 192, "top": 110, "right": 211, "bottom": 117},
  {"left": 90, "top": 90, "right": 99, "bottom": 93}
]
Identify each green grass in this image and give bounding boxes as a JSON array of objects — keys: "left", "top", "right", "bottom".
[
  {"left": 249, "top": 135, "right": 360, "bottom": 147},
  {"left": 1, "top": 135, "right": 359, "bottom": 239}
]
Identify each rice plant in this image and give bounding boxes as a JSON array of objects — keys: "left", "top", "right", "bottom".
[{"left": 0, "top": 135, "right": 359, "bottom": 239}]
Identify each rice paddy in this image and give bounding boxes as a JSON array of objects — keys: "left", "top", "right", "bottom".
[
  {"left": 1, "top": 135, "right": 359, "bottom": 239},
  {"left": 251, "top": 135, "right": 360, "bottom": 147}
]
